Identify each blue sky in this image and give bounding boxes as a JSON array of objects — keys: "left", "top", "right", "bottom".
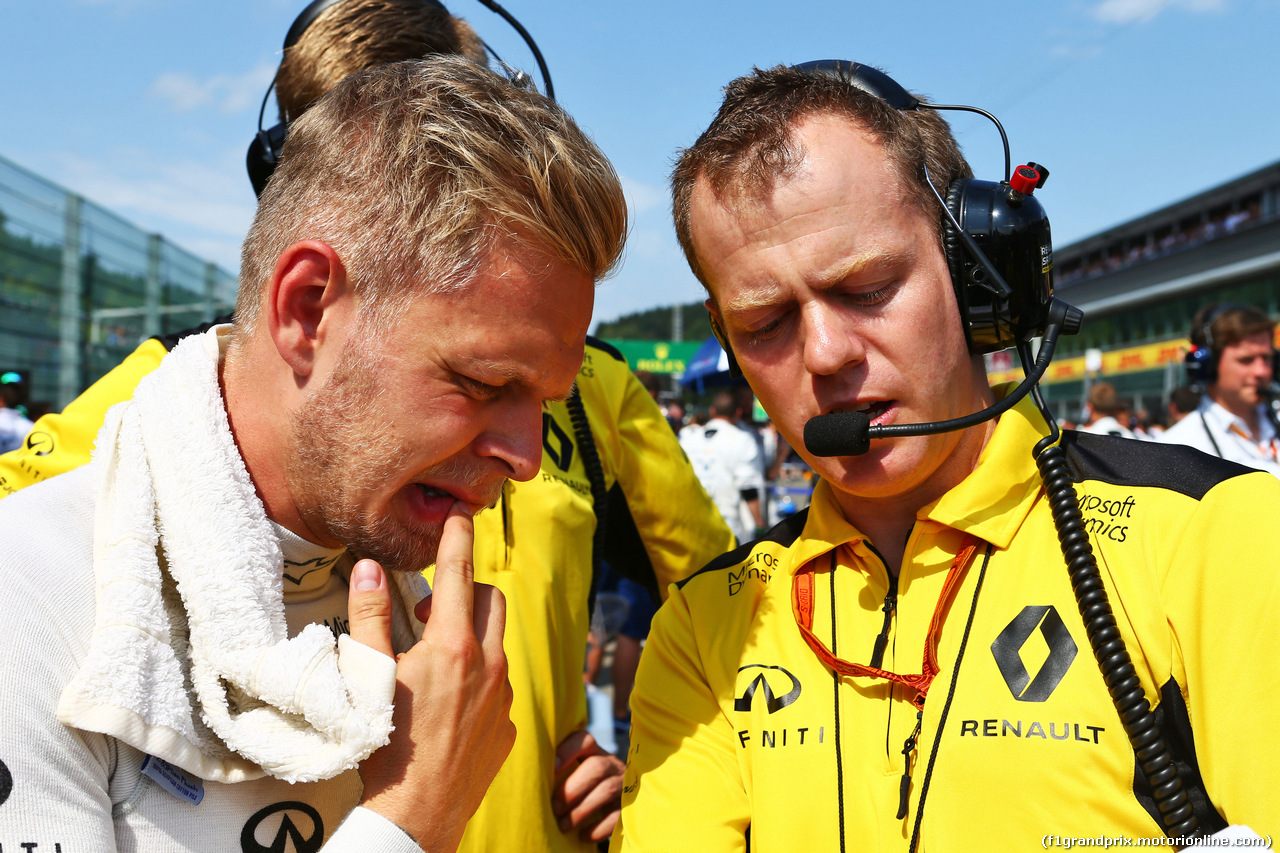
[{"left": 3, "top": 0, "right": 1278, "bottom": 330}]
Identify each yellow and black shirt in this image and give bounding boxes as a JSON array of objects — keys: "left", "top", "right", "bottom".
[{"left": 614, "top": 392, "right": 1279, "bottom": 852}]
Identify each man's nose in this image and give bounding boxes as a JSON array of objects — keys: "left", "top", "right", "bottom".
[
  {"left": 802, "top": 302, "right": 865, "bottom": 377},
  {"left": 474, "top": 397, "right": 544, "bottom": 482},
  {"left": 1257, "top": 356, "right": 1275, "bottom": 381}
]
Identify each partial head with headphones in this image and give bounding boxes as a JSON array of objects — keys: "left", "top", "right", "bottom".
[
  {"left": 1183, "top": 301, "right": 1275, "bottom": 387},
  {"left": 672, "top": 61, "right": 1079, "bottom": 456},
  {"left": 247, "top": 0, "right": 554, "bottom": 197}
]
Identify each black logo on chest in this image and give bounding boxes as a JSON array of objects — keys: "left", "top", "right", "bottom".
[
  {"left": 735, "top": 664, "right": 802, "bottom": 713},
  {"left": 241, "top": 801, "right": 324, "bottom": 853},
  {"left": 991, "top": 605, "right": 1079, "bottom": 702},
  {"left": 542, "top": 413, "right": 575, "bottom": 471},
  {"left": 25, "top": 431, "right": 55, "bottom": 457}
]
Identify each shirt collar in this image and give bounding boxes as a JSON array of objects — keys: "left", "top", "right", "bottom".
[
  {"left": 1200, "top": 398, "right": 1277, "bottom": 444},
  {"left": 273, "top": 521, "right": 346, "bottom": 592},
  {"left": 785, "top": 383, "right": 1047, "bottom": 574}
]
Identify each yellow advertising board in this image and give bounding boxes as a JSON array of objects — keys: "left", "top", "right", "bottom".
[{"left": 987, "top": 338, "right": 1191, "bottom": 385}]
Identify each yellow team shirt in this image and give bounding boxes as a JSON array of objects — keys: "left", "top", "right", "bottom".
[
  {"left": 615, "top": 392, "right": 1279, "bottom": 852},
  {"left": 0, "top": 337, "right": 169, "bottom": 495}
]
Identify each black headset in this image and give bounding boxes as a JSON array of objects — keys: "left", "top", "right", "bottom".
[
  {"left": 709, "top": 60, "right": 1056, "bottom": 375},
  {"left": 246, "top": 0, "right": 554, "bottom": 197}
]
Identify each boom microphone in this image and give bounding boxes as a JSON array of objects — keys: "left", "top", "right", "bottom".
[
  {"left": 804, "top": 298, "right": 1082, "bottom": 458},
  {"left": 805, "top": 411, "right": 872, "bottom": 457}
]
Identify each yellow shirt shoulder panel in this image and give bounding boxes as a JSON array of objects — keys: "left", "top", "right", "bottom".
[{"left": 0, "top": 338, "right": 167, "bottom": 496}]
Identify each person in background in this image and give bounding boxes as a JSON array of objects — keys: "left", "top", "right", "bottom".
[
  {"left": 1078, "top": 380, "right": 1135, "bottom": 438},
  {"left": 0, "top": 373, "right": 33, "bottom": 454},
  {"left": 1168, "top": 384, "right": 1201, "bottom": 426},
  {"left": 680, "top": 390, "right": 765, "bottom": 543},
  {"left": 1160, "top": 302, "right": 1280, "bottom": 477}
]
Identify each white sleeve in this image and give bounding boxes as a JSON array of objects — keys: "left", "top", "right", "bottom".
[
  {"left": 0, "top": 476, "right": 119, "bottom": 850},
  {"left": 323, "top": 806, "right": 423, "bottom": 852}
]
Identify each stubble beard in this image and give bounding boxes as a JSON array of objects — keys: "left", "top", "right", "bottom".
[{"left": 284, "top": 344, "right": 500, "bottom": 574}]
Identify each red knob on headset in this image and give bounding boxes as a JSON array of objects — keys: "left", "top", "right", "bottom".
[{"left": 1010, "top": 164, "right": 1041, "bottom": 194}]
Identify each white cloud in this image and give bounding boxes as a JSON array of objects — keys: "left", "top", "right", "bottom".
[
  {"left": 148, "top": 62, "right": 275, "bottom": 116},
  {"left": 1090, "top": 0, "right": 1227, "bottom": 24},
  {"left": 49, "top": 148, "right": 255, "bottom": 272}
]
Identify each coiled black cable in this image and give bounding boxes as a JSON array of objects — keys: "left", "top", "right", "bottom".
[
  {"left": 1021, "top": 338, "right": 1199, "bottom": 839},
  {"left": 565, "top": 387, "right": 609, "bottom": 618}
]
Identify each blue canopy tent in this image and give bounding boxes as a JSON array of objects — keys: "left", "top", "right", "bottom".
[{"left": 679, "top": 335, "right": 737, "bottom": 394}]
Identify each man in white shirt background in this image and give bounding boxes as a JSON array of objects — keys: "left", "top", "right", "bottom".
[
  {"left": 680, "top": 391, "right": 764, "bottom": 543},
  {"left": 0, "top": 373, "right": 33, "bottom": 454},
  {"left": 1160, "top": 302, "right": 1280, "bottom": 477}
]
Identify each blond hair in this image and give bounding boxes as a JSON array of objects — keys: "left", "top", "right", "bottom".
[
  {"left": 275, "top": 0, "right": 488, "bottom": 123},
  {"left": 236, "top": 56, "right": 626, "bottom": 338}
]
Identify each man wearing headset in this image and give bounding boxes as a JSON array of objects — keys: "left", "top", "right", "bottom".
[
  {"left": 0, "top": 2, "right": 733, "bottom": 848},
  {"left": 1159, "top": 303, "right": 1280, "bottom": 477},
  {"left": 612, "top": 64, "right": 1279, "bottom": 851}
]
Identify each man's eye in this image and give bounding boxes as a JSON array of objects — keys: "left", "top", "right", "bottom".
[
  {"left": 460, "top": 376, "right": 501, "bottom": 399},
  {"left": 745, "top": 317, "right": 783, "bottom": 345},
  {"left": 845, "top": 282, "right": 897, "bottom": 307}
]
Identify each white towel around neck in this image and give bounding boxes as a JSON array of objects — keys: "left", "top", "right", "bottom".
[{"left": 58, "top": 326, "right": 430, "bottom": 784}]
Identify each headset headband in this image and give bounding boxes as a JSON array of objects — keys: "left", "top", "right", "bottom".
[
  {"left": 791, "top": 60, "right": 920, "bottom": 111},
  {"left": 1199, "top": 302, "right": 1256, "bottom": 350}
]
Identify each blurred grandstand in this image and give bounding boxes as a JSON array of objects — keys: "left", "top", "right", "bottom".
[
  {"left": 986, "top": 158, "right": 1280, "bottom": 423},
  {"left": 0, "top": 153, "right": 236, "bottom": 412}
]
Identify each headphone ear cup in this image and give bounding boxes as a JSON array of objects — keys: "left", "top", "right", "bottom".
[
  {"left": 246, "top": 122, "right": 289, "bottom": 198},
  {"left": 941, "top": 177, "right": 1054, "bottom": 355},
  {"left": 942, "top": 180, "right": 971, "bottom": 346},
  {"left": 246, "top": 132, "right": 275, "bottom": 199},
  {"left": 1184, "top": 345, "right": 1216, "bottom": 386}
]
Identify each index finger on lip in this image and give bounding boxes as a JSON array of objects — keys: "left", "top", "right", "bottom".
[{"left": 427, "top": 502, "right": 476, "bottom": 631}]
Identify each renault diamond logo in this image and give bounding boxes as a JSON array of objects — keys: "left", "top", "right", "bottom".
[
  {"left": 735, "top": 664, "right": 801, "bottom": 713},
  {"left": 991, "top": 605, "right": 1078, "bottom": 702},
  {"left": 542, "top": 413, "right": 574, "bottom": 471}
]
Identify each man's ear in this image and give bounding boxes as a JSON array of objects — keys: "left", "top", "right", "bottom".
[
  {"left": 266, "top": 241, "right": 352, "bottom": 378},
  {"left": 705, "top": 298, "right": 742, "bottom": 378}
]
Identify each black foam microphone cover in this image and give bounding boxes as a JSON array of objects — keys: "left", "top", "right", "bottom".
[{"left": 804, "top": 411, "right": 872, "bottom": 457}]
